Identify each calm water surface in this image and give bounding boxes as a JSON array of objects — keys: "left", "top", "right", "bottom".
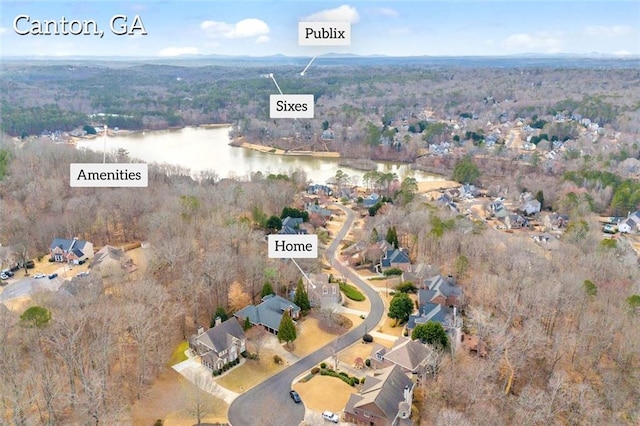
[{"left": 76, "top": 126, "right": 444, "bottom": 184}]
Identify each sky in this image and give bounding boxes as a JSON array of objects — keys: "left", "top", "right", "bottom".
[{"left": 0, "top": 1, "right": 638, "bottom": 57}]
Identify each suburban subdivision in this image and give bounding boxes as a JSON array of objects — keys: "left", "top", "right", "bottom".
[{"left": 1, "top": 2, "right": 640, "bottom": 425}]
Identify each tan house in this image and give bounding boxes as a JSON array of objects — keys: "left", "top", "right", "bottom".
[
  {"left": 308, "top": 272, "right": 341, "bottom": 307},
  {"left": 344, "top": 365, "right": 414, "bottom": 426}
]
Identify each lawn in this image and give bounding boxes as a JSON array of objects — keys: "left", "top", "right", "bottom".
[
  {"left": 293, "top": 375, "right": 355, "bottom": 414},
  {"left": 215, "top": 348, "right": 284, "bottom": 392},
  {"left": 168, "top": 340, "right": 189, "bottom": 366},
  {"left": 131, "top": 368, "right": 228, "bottom": 425},
  {"left": 292, "top": 316, "right": 341, "bottom": 357}
]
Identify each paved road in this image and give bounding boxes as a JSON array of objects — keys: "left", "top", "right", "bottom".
[{"left": 228, "top": 203, "right": 385, "bottom": 426}]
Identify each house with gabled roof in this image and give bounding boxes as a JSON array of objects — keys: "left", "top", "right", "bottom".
[
  {"left": 279, "top": 216, "right": 307, "bottom": 235},
  {"left": 377, "top": 248, "right": 411, "bottom": 273},
  {"left": 619, "top": 211, "right": 640, "bottom": 234},
  {"left": 234, "top": 294, "right": 300, "bottom": 335},
  {"left": 307, "top": 272, "right": 341, "bottom": 308},
  {"left": 50, "top": 237, "right": 94, "bottom": 264},
  {"left": 189, "top": 318, "right": 246, "bottom": 371},
  {"left": 370, "top": 337, "right": 438, "bottom": 385},
  {"left": 344, "top": 364, "right": 414, "bottom": 426}
]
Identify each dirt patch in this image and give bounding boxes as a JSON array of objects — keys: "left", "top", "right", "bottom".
[
  {"left": 417, "top": 180, "right": 459, "bottom": 194},
  {"left": 293, "top": 375, "right": 355, "bottom": 413},
  {"left": 131, "top": 368, "right": 228, "bottom": 426}
]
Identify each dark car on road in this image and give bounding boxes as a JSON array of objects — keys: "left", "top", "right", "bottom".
[
  {"left": 48, "top": 273, "right": 58, "bottom": 279},
  {"left": 289, "top": 390, "right": 301, "bottom": 403}
]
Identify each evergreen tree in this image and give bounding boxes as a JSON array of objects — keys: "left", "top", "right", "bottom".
[
  {"left": 385, "top": 226, "right": 399, "bottom": 248},
  {"left": 452, "top": 156, "right": 480, "bottom": 184},
  {"left": 278, "top": 310, "right": 297, "bottom": 347},
  {"left": 261, "top": 282, "right": 275, "bottom": 298},
  {"left": 294, "top": 279, "right": 311, "bottom": 313}
]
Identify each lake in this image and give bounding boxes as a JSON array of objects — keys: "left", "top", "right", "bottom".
[{"left": 76, "top": 126, "right": 445, "bottom": 184}]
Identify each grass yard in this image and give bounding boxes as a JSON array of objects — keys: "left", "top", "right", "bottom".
[
  {"left": 168, "top": 341, "right": 189, "bottom": 366},
  {"left": 293, "top": 316, "right": 341, "bottom": 357},
  {"left": 131, "top": 368, "right": 228, "bottom": 426},
  {"left": 293, "top": 375, "right": 355, "bottom": 414},
  {"left": 215, "top": 348, "right": 284, "bottom": 392}
]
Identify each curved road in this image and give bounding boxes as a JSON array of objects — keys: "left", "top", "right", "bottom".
[{"left": 228, "top": 203, "right": 385, "bottom": 426}]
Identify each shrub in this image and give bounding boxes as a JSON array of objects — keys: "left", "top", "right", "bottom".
[
  {"left": 274, "top": 354, "right": 283, "bottom": 364},
  {"left": 353, "top": 377, "right": 360, "bottom": 385},
  {"left": 362, "top": 334, "right": 373, "bottom": 343},
  {"left": 365, "top": 358, "right": 371, "bottom": 367},
  {"left": 339, "top": 282, "right": 365, "bottom": 301},
  {"left": 311, "top": 367, "right": 320, "bottom": 374},
  {"left": 361, "top": 378, "right": 365, "bottom": 384},
  {"left": 396, "top": 281, "right": 417, "bottom": 294},
  {"left": 383, "top": 267, "right": 403, "bottom": 276},
  {"left": 349, "top": 377, "right": 356, "bottom": 386},
  {"left": 320, "top": 362, "right": 327, "bottom": 369},
  {"left": 241, "top": 350, "right": 249, "bottom": 358},
  {"left": 339, "top": 371, "right": 349, "bottom": 378},
  {"left": 154, "top": 420, "right": 163, "bottom": 426}
]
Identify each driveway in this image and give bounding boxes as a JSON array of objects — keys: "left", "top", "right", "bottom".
[
  {"left": 0, "top": 276, "right": 64, "bottom": 302},
  {"left": 228, "top": 203, "right": 385, "bottom": 426},
  {"left": 172, "top": 352, "right": 239, "bottom": 405}
]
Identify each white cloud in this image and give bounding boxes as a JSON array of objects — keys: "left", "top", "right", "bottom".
[
  {"left": 388, "top": 27, "right": 410, "bottom": 36},
  {"left": 201, "top": 18, "right": 270, "bottom": 40},
  {"left": 503, "top": 31, "right": 563, "bottom": 53},
  {"left": 585, "top": 25, "right": 634, "bottom": 37},
  {"left": 371, "top": 7, "right": 398, "bottom": 17},
  {"left": 0, "top": 27, "right": 7, "bottom": 35},
  {"left": 614, "top": 50, "right": 631, "bottom": 56},
  {"left": 158, "top": 46, "right": 200, "bottom": 57},
  {"left": 303, "top": 5, "right": 359, "bottom": 23}
]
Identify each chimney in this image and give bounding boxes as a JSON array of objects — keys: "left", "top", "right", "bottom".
[
  {"left": 214, "top": 316, "right": 222, "bottom": 326},
  {"left": 446, "top": 275, "right": 456, "bottom": 286},
  {"left": 196, "top": 325, "right": 204, "bottom": 335}
]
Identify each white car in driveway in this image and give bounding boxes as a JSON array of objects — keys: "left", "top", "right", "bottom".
[
  {"left": 322, "top": 411, "right": 339, "bottom": 423},
  {"left": 33, "top": 273, "right": 46, "bottom": 279}
]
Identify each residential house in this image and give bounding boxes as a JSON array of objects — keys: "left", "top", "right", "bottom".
[
  {"left": 487, "top": 201, "right": 508, "bottom": 219},
  {"left": 234, "top": 294, "right": 301, "bottom": 335},
  {"left": 504, "top": 213, "right": 529, "bottom": 229},
  {"left": 377, "top": 248, "right": 411, "bottom": 273},
  {"left": 279, "top": 216, "right": 307, "bottom": 235},
  {"left": 407, "top": 275, "right": 463, "bottom": 347},
  {"left": 362, "top": 193, "right": 381, "bottom": 208},
  {"left": 189, "top": 318, "right": 246, "bottom": 371},
  {"left": 370, "top": 336, "right": 438, "bottom": 385},
  {"left": 307, "top": 272, "right": 341, "bottom": 308},
  {"left": 619, "top": 211, "right": 640, "bottom": 234},
  {"left": 89, "top": 245, "right": 137, "bottom": 276},
  {"left": 344, "top": 365, "right": 414, "bottom": 426},
  {"left": 306, "top": 204, "right": 333, "bottom": 220},
  {"left": 50, "top": 237, "right": 94, "bottom": 264},
  {"left": 307, "top": 183, "right": 333, "bottom": 196},
  {"left": 520, "top": 199, "right": 541, "bottom": 216}
]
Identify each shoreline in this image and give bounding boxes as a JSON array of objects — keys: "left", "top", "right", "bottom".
[{"left": 230, "top": 137, "right": 341, "bottom": 158}]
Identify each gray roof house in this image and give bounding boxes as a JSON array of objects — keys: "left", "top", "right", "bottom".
[
  {"left": 50, "top": 237, "right": 94, "bottom": 264},
  {"left": 377, "top": 248, "right": 411, "bottom": 273},
  {"left": 370, "top": 337, "right": 438, "bottom": 385},
  {"left": 279, "top": 216, "right": 307, "bottom": 235},
  {"left": 307, "top": 272, "right": 341, "bottom": 308},
  {"left": 189, "top": 318, "right": 246, "bottom": 371},
  {"left": 344, "top": 364, "right": 414, "bottom": 426},
  {"left": 234, "top": 294, "right": 301, "bottom": 335}
]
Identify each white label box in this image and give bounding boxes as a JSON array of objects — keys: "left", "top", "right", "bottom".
[
  {"left": 270, "top": 94, "right": 314, "bottom": 118},
  {"left": 298, "top": 21, "right": 351, "bottom": 46},
  {"left": 268, "top": 234, "right": 318, "bottom": 259},
  {"left": 70, "top": 163, "right": 148, "bottom": 187}
]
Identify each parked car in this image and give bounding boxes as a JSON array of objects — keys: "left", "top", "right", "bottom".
[
  {"left": 48, "top": 273, "right": 58, "bottom": 279},
  {"left": 34, "top": 273, "right": 46, "bottom": 279},
  {"left": 76, "top": 271, "right": 89, "bottom": 277},
  {"left": 289, "top": 390, "right": 301, "bottom": 403},
  {"left": 322, "top": 411, "right": 339, "bottom": 423},
  {"left": 1, "top": 269, "right": 14, "bottom": 277},
  {"left": 0, "top": 273, "right": 8, "bottom": 280}
]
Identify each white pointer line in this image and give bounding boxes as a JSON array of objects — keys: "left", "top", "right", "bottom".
[
  {"left": 300, "top": 56, "right": 317, "bottom": 76},
  {"left": 269, "top": 73, "right": 283, "bottom": 95}
]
